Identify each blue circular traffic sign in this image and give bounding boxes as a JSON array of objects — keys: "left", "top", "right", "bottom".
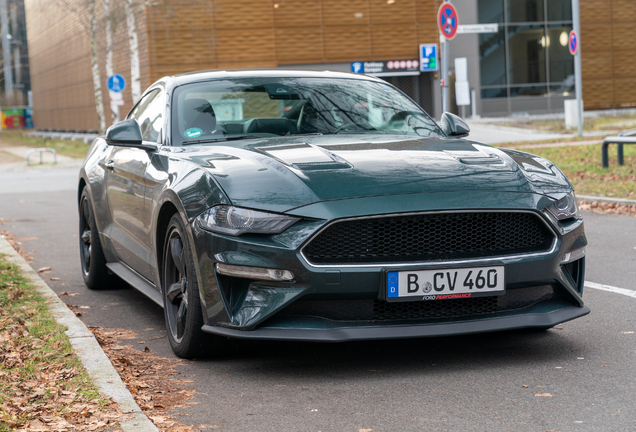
[
  {"left": 107, "top": 74, "right": 126, "bottom": 93},
  {"left": 438, "top": 3, "right": 459, "bottom": 40},
  {"left": 569, "top": 30, "right": 578, "bottom": 55}
]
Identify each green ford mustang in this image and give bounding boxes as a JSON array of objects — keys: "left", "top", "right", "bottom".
[{"left": 78, "top": 70, "right": 588, "bottom": 358}]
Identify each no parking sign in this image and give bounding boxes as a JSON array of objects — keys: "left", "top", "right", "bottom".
[
  {"left": 437, "top": 2, "right": 459, "bottom": 40},
  {"left": 569, "top": 30, "right": 579, "bottom": 55}
]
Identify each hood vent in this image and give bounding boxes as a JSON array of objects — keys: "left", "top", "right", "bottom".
[{"left": 259, "top": 142, "right": 351, "bottom": 171}]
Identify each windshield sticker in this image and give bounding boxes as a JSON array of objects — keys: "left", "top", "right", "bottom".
[{"left": 185, "top": 128, "right": 202, "bottom": 138}]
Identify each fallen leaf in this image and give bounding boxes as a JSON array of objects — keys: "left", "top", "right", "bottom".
[
  {"left": 36, "top": 267, "right": 51, "bottom": 273},
  {"left": 535, "top": 393, "right": 554, "bottom": 397}
]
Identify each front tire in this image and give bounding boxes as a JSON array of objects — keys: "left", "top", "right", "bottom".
[
  {"left": 79, "top": 188, "right": 118, "bottom": 290},
  {"left": 162, "top": 214, "right": 232, "bottom": 358}
]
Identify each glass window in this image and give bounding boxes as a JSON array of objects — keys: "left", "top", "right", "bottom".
[
  {"left": 508, "top": 25, "right": 546, "bottom": 84},
  {"left": 548, "top": 25, "right": 574, "bottom": 83},
  {"left": 480, "top": 30, "right": 507, "bottom": 86},
  {"left": 547, "top": 0, "right": 572, "bottom": 21},
  {"left": 129, "top": 89, "right": 164, "bottom": 143},
  {"left": 507, "top": 0, "right": 544, "bottom": 23},
  {"left": 478, "top": 0, "right": 504, "bottom": 23},
  {"left": 550, "top": 83, "right": 574, "bottom": 97},
  {"left": 171, "top": 78, "right": 444, "bottom": 146},
  {"left": 510, "top": 85, "right": 547, "bottom": 97},
  {"left": 481, "top": 87, "right": 508, "bottom": 99}
]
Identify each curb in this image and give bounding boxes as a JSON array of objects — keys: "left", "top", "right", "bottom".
[
  {"left": 0, "top": 236, "right": 158, "bottom": 432},
  {"left": 577, "top": 194, "right": 636, "bottom": 206}
]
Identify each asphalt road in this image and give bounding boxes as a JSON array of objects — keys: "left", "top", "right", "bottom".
[{"left": 1, "top": 166, "right": 635, "bottom": 432}]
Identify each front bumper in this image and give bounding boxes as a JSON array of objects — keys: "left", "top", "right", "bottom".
[
  {"left": 191, "top": 191, "right": 588, "bottom": 341},
  {"left": 202, "top": 304, "right": 590, "bottom": 342}
]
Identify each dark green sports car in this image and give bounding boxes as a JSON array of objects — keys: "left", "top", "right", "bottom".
[{"left": 78, "top": 70, "right": 588, "bottom": 358}]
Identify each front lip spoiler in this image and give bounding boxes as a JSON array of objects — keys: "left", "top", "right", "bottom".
[{"left": 201, "top": 305, "right": 590, "bottom": 342}]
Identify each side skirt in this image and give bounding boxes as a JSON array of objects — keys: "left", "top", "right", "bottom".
[{"left": 106, "top": 262, "right": 163, "bottom": 308}]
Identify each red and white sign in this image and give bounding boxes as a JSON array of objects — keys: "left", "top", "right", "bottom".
[
  {"left": 438, "top": 2, "right": 459, "bottom": 40},
  {"left": 569, "top": 30, "right": 579, "bottom": 55}
]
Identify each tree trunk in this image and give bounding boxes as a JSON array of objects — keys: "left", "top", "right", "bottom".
[
  {"left": 89, "top": 0, "right": 106, "bottom": 134},
  {"left": 104, "top": 0, "right": 117, "bottom": 126},
  {"left": 125, "top": 0, "right": 141, "bottom": 103}
]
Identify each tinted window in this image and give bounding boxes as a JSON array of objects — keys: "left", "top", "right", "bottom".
[{"left": 128, "top": 89, "right": 164, "bottom": 143}]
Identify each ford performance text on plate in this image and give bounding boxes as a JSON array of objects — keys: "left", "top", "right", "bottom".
[{"left": 77, "top": 69, "right": 588, "bottom": 358}]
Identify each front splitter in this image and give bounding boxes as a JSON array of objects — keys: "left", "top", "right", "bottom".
[{"left": 201, "top": 305, "right": 590, "bottom": 342}]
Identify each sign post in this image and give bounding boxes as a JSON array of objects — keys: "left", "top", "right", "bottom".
[
  {"left": 107, "top": 74, "right": 126, "bottom": 124},
  {"left": 571, "top": 0, "right": 583, "bottom": 137},
  {"left": 437, "top": 1, "right": 458, "bottom": 114}
]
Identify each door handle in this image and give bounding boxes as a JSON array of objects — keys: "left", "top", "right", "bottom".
[{"left": 105, "top": 160, "right": 115, "bottom": 170}]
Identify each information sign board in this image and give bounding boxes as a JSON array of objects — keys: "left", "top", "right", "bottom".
[{"left": 419, "top": 44, "right": 438, "bottom": 72}]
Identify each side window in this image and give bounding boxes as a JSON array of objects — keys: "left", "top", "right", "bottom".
[{"left": 129, "top": 89, "right": 164, "bottom": 143}]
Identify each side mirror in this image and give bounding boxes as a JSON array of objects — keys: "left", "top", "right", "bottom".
[
  {"left": 440, "top": 112, "right": 470, "bottom": 138},
  {"left": 106, "top": 119, "right": 142, "bottom": 145}
]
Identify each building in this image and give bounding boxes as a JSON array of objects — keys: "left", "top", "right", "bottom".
[
  {"left": 23, "top": 0, "right": 636, "bottom": 132},
  {"left": 1, "top": 0, "right": 31, "bottom": 124}
]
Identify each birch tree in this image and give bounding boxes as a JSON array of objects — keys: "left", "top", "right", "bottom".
[
  {"left": 125, "top": 0, "right": 141, "bottom": 103},
  {"left": 59, "top": 0, "right": 106, "bottom": 134},
  {"left": 104, "top": 0, "right": 117, "bottom": 125},
  {"left": 89, "top": 0, "right": 106, "bottom": 134}
]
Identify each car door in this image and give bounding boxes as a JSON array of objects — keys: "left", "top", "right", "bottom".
[{"left": 104, "top": 88, "right": 164, "bottom": 281}]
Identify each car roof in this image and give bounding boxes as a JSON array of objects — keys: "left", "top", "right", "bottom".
[{"left": 167, "top": 69, "right": 386, "bottom": 87}]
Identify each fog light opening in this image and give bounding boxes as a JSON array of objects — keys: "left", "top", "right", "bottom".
[
  {"left": 561, "top": 247, "right": 585, "bottom": 264},
  {"left": 215, "top": 263, "right": 294, "bottom": 282}
]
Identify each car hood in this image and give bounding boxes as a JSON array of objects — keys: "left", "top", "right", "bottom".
[{"left": 170, "top": 134, "right": 571, "bottom": 213}]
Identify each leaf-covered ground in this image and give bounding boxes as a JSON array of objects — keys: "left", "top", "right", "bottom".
[
  {"left": 1, "top": 226, "right": 211, "bottom": 431},
  {"left": 0, "top": 256, "right": 125, "bottom": 431}
]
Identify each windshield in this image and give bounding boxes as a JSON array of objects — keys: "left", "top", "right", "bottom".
[{"left": 171, "top": 77, "right": 444, "bottom": 146}]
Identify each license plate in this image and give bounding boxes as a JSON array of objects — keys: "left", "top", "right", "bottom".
[{"left": 387, "top": 266, "right": 504, "bottom": 301}]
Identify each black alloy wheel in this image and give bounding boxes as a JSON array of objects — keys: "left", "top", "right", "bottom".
[
  {"left": 79, "top": 188, "right": 117, "bottom": 290},
  {"left": 162, "top": 214, "right": 219, "bottom": 358}
]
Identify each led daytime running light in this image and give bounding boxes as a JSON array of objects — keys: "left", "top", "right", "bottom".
[{"left": 215, "top": 263, "right": 294, "bottom": 281}]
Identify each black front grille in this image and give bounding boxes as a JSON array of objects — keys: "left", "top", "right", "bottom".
[
  {"left": 278, "top": 285, "right": 557, "bottom": 323},
  {"left": 303, "top": 212, "right": 554, "bottom": 265}
]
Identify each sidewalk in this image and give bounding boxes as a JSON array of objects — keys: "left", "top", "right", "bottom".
[{"left": 0, "top": 145, "right": 84, "bottom": 171}]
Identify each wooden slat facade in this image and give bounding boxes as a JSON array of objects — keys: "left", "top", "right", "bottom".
[
  {"left": 25, "top": 0, "right": 150, "bottom": 131},
  {"left": 24, "top": 0, "right": 636, "bottom": 130},
  {"left": 581, "top": 0, "right": 636, "bottom": 109}
]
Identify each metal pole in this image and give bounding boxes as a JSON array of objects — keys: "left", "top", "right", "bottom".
[
  {"left": 442, "top": 35, "right": 449, "bottom": 113},
  {"left": 0, "top": 0, "right": 13, "bottom": 104},
  {"left": 572, "top": 0, "right": 583, "bottom": 136}
]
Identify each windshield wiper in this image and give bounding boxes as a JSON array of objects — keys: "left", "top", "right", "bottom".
[{"left": 182, "top": 134, "right": 262, "bottom": 145}]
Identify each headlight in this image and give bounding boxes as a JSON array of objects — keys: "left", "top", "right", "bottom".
[
  {"left": 546, "top": 192, "right": 580, "bottom": 221},
  {"left": 197, "top": 205, "right": 299, "bottom": 236}
]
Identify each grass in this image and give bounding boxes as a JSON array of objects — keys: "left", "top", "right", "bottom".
[
  {"left": 513, "top": 143, "right": 636, "bottom": 199},
  {"left": 503, "top": 112, "right": 636, "bottom": 133},
  {"left": 0, "top": 129, "right": 90, "bottom": 159},
  {"left": 0, "top": 254, "right": 121, "bottom": 431}
]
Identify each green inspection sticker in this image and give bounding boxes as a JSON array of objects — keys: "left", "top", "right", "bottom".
[{"left": 185, "top": 127, "right": 202, "bottom": 138}]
